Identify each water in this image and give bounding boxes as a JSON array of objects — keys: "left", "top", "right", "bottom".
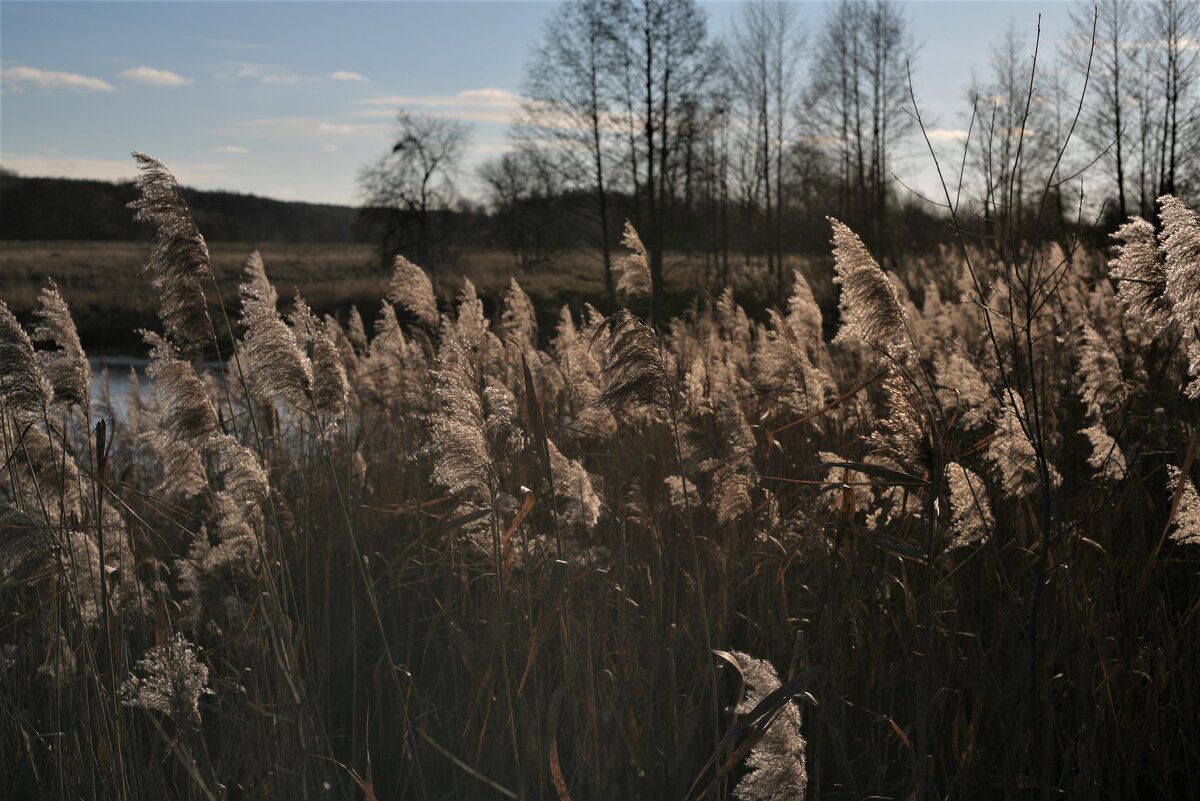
[{"left": 89, "top": 356, "right": 152, "bottom": 421}]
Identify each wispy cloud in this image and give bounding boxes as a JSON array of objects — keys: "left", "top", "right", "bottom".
[
  {"left": 330, "top": 70, "right": 369, "bottom": 83},
  {"left": 321, "top": 143, "right": 338, "bottom": 152},
  {"left": 1, "top": 65, "right": 114, "bottom": 92},
  {"left": 926, "top": 128, "right": 970, "bottom": 142},
  {"left": 212, "top": 145, "right": 249, "bottom": 154},
  {"left": 119, "top": 66, "right": 193, "bottom": 87},
  {"left": 219, "top": 62, "right": 305, "bottom": 85},
  {"left": 359, "top": 87, "right": 522, "bottom": 109},
  {"left": 230, "top": 116, "right": 387, "bottom": 139},
  {"left": 354, "top": 88, "right": 523, "bottom": 124}
]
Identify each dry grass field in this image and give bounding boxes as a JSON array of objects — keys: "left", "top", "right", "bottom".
[
  {"left": 0, "top": 240, "right": 751, "bottom": 352},
  {"left": 2, "top": 158, "right": 1199, "bottom": 801}
]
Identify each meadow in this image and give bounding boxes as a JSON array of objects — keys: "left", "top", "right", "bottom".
[{"left": 1, "top": 152, "right": 1198, "bottom": 801}]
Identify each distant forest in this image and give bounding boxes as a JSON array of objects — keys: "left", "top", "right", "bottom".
[{"left": 0, "top": 170, "right": 363, "bottom": 244}]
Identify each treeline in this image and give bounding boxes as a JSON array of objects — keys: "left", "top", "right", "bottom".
[
  {"left": 359, "top": 0, "right": 1200, "bottom": 316},
  {"left": 0, "top": 169, "right": 364, "bottom": 244}
]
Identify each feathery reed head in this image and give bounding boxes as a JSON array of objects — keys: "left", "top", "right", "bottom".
[
  {"left": 120, "top": 633, "right": 212, "bottom": 730},
  {"left": 1109, "top": 216, "right": 1171, "bottom": 335},
  {"left": 870, "top": 372, "right": 932, "bottom": 477},
  {"left": 0, "top": 300, "right": 52, "bottom": 416},
  {"left": 728, "top": 651, "right": 807, "bottom": 801},
  {"left": 311, "top": 323, "right": 349, "bottom": 422},
  {"left": 945, "top": 462, "right": 993, "bottom": 550},
  {"left": 426, "top": 341, "right": 493, "bottom": 501},
  {"left": 130, "top": 152, "right": 213, "bottom": 355},
  {"left": 500, "top": 278, "right": 538, "bottom": 349},
  {"left": 32, "top": 280, "right": 90, "bottom": 408},
  {"left": 1158, "top": 195, "right": 1200, "bottom": 399},
  {"left": 144, "top": 331, "right": 220, "bottom": 447},
  {"left": 590, "top": 310, "right": 669, "bottom": 416},
  {"left": 1167, "top": 466, "right": 1200, "bottom": 546},
  {"left": 387, "top": 256, "right": 439, "bottom": 329},
  {"left": 828, "top": 217, "right": 911, "bottom": 357},
  {"left": 614, "top": 220, "right": 653, "bottom": 302},
  {"left": 239, "top": 274, "right": 312, "bottom": 408}
]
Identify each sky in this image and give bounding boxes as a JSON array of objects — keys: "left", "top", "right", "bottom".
[{"left": 1, "top": 0, "right": 1077, "bottom": 207}]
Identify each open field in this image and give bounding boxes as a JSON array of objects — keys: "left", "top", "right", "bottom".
[{"left": 0, "top": 240, "right": 792, "bottom": 353}]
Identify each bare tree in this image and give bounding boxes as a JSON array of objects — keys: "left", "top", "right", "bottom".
[
  {"left": 610, "top": 0, "right": 715, "bottom": 320},
  {"left": 729, "top": 0, "right": 805, "bottom": 296},
  {"left": 479, "top": 147, "right": 564, "bottom": 270},
  {"left": 1070, "top": 0, "right": 1135, "bottom": 219},
  {"left": 808, "top": 0, "right": 913, "bottom": 250},
  {"left": 1146, "top": 0, "right": 1200, "bottom": 199},
  {"left": 357, "top": 110, "right": 471, "bottom": 274},
  {"left": 517, "top": 0, "right": 621, "bottom": 304}
]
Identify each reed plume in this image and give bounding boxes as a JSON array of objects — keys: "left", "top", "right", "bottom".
[
  {"left": 1158, "top": 195, "right": 1200, "bottom": 398},
  {"left": 239, "top": 268, "right": 312, "bottom": 408},
  {"left": 500, "top": 278, "right": 538, "bottom": 350},
  {"left": 1109, "top": 217, "right": 1171, "bottom": 335},
  {"left": 945, "top": 462, "right": 993, "bottom": 550},
  {"left": 130, "top": 152, "right": 213, "bottom": 355},
  {"left": 144, "top": 331, "right": 219, "bottom": 448},
  {"left": 425, "top": 341, "right": 493, "bottom": 501},
  {"left": 387, "top": 256, "right": 439, "bottom": 329},
  {"left": 614, "top": 220, "right": 653, "bottom": 302},
  {"left": 1167, "top": 466, "right": 1200, "bottom": 546},
  {"left": 728, "top": 651, "right": 807, "bottom": 801},
  {"left": 120, "top": 633, "right": 213, "bottom": 730},
  {"left": 31, "top": 280, "right": 90, "bottom": 409},
  {"left": 1081, "top": 424, "right": 1126, "bottom": 484},
  {"left": 590, "top": 310, "right": 669, "bottom": 417},
  {"left": 0, "top": 299, "right": 52, "bottom": 416},
  {"left": 828, "top": 217, "right": 912, "bottom": 359}
]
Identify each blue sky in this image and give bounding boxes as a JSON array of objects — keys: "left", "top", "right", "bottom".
[{"left": 2, "top": 1, "right": 1075, "bottom": 206}]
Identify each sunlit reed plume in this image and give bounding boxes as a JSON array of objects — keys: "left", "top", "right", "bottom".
[
  {"left": 239, "top": 267, "right": 312, "bottom": 408},
  {"left": 130, "top": 152, "right": 213, "bottom": 355},
  {"left": 945, "top": 462, "right": 993, "bottom": 550},
  {"left": 144, "top": 331, "right": 219, "bottom": 448},
  {"left": 426, "top": 341, "right": 493, "bottom": 501},
  {"left": 120, "top": 633, "right": 213, "bottom": 730},
  {"left": 32, "top": 280, "right": 90, "bottom": 409},
  {"left": 1158, "top": 195, "right": 1200, "bottom": 398},
  {"left": 614, "top": 220, "right": 653, "bottom": 302},
  {"left": 1166, "top": 466, "right": 1200, "bottom": 545},
  {"left": 591, "top": 310, "right": 669, "bottom": 416},
  {"left": 0, "top": 299, "right": 52, "bottom": 416},
  {"left": 387, "top": 256, "right": 439, "bottom": 329},
  {"left": 828, "top": 217, "right": 912, "bottom": 359},
  {"left": 1081, "top": 424, "right": 1127, "bottom": 484},
  {"left": 1109, "top": 216, "right": 1171, "bottom": 335},
  {"left": 728, "top": 651, "right": 807, "bottom": 801}
]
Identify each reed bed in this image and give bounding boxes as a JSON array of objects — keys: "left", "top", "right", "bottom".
[{"left": 1, "top": 153, "right": 1198, "bottom": 801}]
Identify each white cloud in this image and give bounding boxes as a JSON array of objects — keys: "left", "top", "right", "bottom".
[
  {"left": 119, "top": 66, "right": 193, "bottom": 87},
  {"left": 354, "top": 88, "right": 524, "bottom": 124},
  {"left": 0, "top": 154, "right": 227, "bottom": 185},
  {"left": 329, "top": 70, "right": 368, "bottom": 83},
  {"left": 926, "top": 128, "right": 970, "bottom": 142},
  {"left": 2, "top": 65, "right": 114, "bottom": 92},
  {"left": 321, "top": 143, "right": 338, "bottom": 152},
  {"left": 230, "top": 116, "right": 387, "bottom": 139},
  {"left": 359, "top": 87, "right": 522, "bottom": 109},
  {"left": 220, "top": 63, "right": 305, "bottom": 85},
  {"left": 213, "top": 145, "right": 249, "bottom": 154}
]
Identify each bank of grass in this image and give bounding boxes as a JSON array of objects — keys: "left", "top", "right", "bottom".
[{"left": 0, "top": 240, "right": 813, "bottom": 351}]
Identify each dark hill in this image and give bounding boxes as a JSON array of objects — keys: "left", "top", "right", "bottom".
[{"left": 0, "top": 169, "right": 363, "bottom": 243}]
